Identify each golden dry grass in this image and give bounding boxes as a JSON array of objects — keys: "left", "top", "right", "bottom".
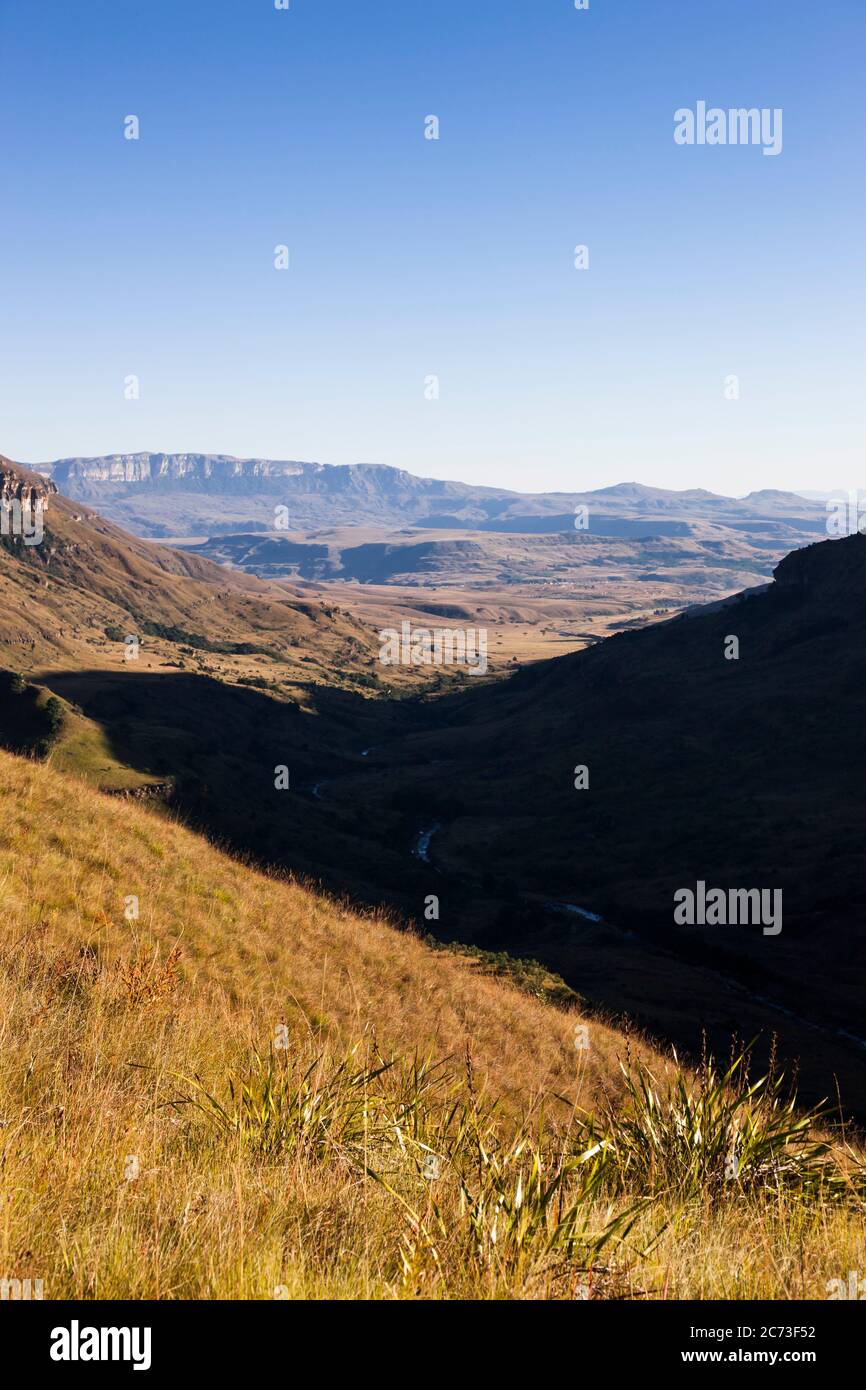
[
  {"left": 0, "top": 751, "right": 625, "bottom": 1105},
  {"left": 0, "top": 751, "right": 862, "bottom": 1300}
]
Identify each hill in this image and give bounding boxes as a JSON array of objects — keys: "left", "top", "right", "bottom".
[
  {"left": 0, "top": 456, "right": 385, "bottom": 693},
  {"left": 189, "top": 525, "right": 776, "bottom": 594},
  {"left": 0, "top": 751, "right": 862, "bottom": 1299}
]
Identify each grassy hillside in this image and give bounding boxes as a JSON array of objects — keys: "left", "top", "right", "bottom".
[
  {"left": 0, "top": 752, "right": 863, "bottom": 1299},
  {"left": 0, "top": 457, "right": 389, "bottom": 696}
]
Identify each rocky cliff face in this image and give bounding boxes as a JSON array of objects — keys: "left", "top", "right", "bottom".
[
  {"left": 0, "top": 457, "right": 56, "bottom": 510},
  {"left": 43, "top": 453, "right": 470, "bottom": 501},
  {"left": 46, "top": 453, "right": 308, "bottom": 490}
]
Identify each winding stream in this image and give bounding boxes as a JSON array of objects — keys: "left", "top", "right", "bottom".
[
  {"left": 545, "top": 899, "right": 604, "bottom": 924},
  {"left": 413, "top": 823, "right": 442, "bottom": 864}
]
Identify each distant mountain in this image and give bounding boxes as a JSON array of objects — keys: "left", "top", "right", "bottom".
[
  {"left": 190, "top": 527, "right": 781, "bottom": 607},
  {"left": 36, "top": 454, "right": 495, "bottom": 536},
  {"left": 32, "top": 453, "right": 829, "bottom": 542}
]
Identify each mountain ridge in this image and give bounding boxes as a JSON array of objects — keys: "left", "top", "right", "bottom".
[{"left": 30, "top": 452, "right": 827, "bottom": 540}]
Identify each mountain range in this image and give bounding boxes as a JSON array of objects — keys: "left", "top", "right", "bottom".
[{"left": 34, "top": 453, "right": 829, "bottom": 542}]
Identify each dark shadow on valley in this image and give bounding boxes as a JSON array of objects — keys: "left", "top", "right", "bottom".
[
  {"left": 34, "top": 653, "right": 866, "bottom": 1123},
  {"left": 39, "top": 668, "right": 440, "bottom": 908}
]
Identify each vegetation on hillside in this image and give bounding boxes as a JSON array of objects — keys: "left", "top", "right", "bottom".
[{"left": 0, "top": 753, "right": 863, "bottom": 1299}]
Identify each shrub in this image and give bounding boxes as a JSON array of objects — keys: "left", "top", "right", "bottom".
[{"left": 579, "top": 1049, "right": 864, "bottom": 1204}]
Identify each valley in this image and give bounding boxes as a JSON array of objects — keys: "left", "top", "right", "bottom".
[
  {"left": 2, "top": 454, "right": 864, "bottom": 1121},
  {"left": 25, "top": 452, "right": 836, "bottom": 673},
  {"left": 1, "top": 451, "right": 864, "bottom": 1304}
]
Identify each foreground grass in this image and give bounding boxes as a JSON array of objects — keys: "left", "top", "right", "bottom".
[{"left": 0, "top": 753, "right": 863, "bottom": 1299}]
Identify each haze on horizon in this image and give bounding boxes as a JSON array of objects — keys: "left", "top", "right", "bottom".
[{"left": 1, "top": 0, "right": 863, "bottom": 499}]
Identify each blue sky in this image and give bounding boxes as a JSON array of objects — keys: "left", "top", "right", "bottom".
[{"left": 1, "top": 0, "right": 863, "bottom": 496}]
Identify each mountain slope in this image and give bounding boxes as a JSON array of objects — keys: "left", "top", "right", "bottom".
[
  {"left": 0, "top": 750, "right": 611, "bottom": 1104},
  {"left": 315, "top": 531, "right": 866, "bottom": 1113},
  {"left": 0, "top": 455, "right": 384, "bottom": 691},
  {"left": 1, "top": 750, "right": 861, "bottom": 1300},
  {"left": 0, "top": 751, "right": 630, "bottom": 1299}
]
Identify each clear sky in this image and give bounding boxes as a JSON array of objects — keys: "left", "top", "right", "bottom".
[{"left": 1, "top": 0, "right": 863, "bottom": 497}]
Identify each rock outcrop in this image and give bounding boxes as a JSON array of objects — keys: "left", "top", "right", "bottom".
[{"left": 0, "top": 456, "right": 56, "bottom": 512}]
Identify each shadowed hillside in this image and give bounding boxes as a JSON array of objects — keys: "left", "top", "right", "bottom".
[{"left": 318, "top": 532, "right": 866, "bottom": 1114}]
